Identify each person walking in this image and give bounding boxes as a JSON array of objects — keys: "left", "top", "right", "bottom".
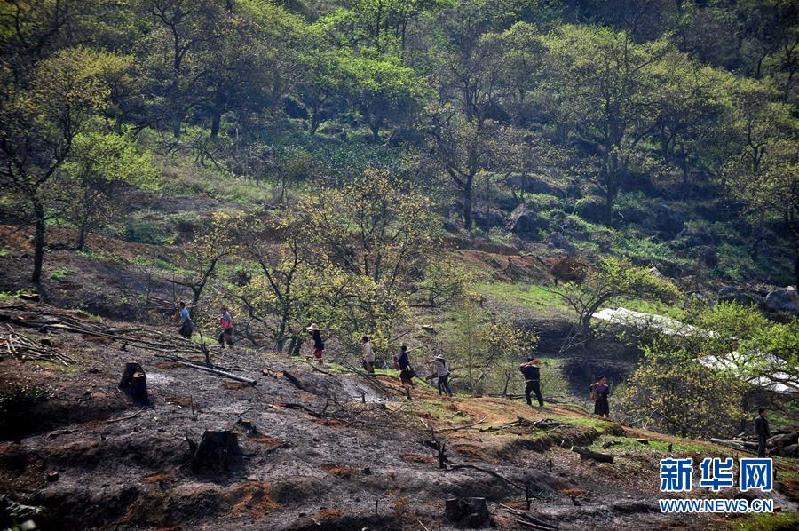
[
  {"left": 433, "top": 354, "right": 453, "bottom": 397},
  {"left": 395, "top": 345, "right": 415, "bottom": 387},
  {"left": 177, "top": 301, "right": 193, "bottom": 339},
  {"left": 361, "top": 336, "right": 375, "bottom": 373},
  {"left": 754, "top": 407, "right": 771, "bottom": 457},
  {"left": 590, "top": 376, "right": 610, "bottom": 417},
  {"left": 307, "top": 323, "right": 325, "bottom": 363},
  {"left": 218, "top": 306, "right": 234, "bottom": 348},
  {"left": 519, "top": 357, "right": 544, "bottom": 407}
]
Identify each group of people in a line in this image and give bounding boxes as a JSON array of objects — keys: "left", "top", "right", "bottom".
[
  {"left": 175, "top": 305, "right": 615, "bottom": 415},
  {"left": 177, "top": 302, "right": 235, "bottom": 348},
  {"left": 358, "top": 337, "right": 454, "bottom": 397}
]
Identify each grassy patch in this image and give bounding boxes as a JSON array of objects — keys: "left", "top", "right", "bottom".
[
  {"left": 547, "top": 413, "right": 621, "bottom": 434},
  {"left": 49, "top": 267, "right": 72, "bottom": 281},
  {"left": 478, "top": 281, "right": 684, "bottom": 320},
  {"left": 476, "top": 282, "right": 570, "bottom": 316},
  {"left": 130, "top": 256, "right": 185, "bottom": 273},
  {"left": 410, "top": 399, "right": 473, "bottom": 424},
  {"left": 0, "top": 248, "right": 11, "bottom": 258},
  {"left": 0, "top": 290, "right": 37, "bottom": 301},
  {"left": 723, "top": 512, "right": 799, "bottom": 530}
]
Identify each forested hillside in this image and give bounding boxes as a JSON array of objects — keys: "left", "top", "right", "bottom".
[{"left": 1, "top": 1, "right": 799, "bottom": 530}]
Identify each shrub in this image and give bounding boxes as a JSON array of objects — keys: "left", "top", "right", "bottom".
[{"left": 618, "top": 341, "right": 746, "bottom": 438}]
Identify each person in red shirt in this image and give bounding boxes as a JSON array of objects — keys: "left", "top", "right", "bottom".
[{"left": 218, "top": 306, "right": 234, "bottom": 348}]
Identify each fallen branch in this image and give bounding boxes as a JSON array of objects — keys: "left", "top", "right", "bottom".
[
  {"left": 572, "top": 446, "right": 613, "bottom": 464},
  {"left": 435, "top": 416, "right": 488, "bottom": 433},
  {"left": 498, "top": 504, "right": 556, "bottom": 529},
  {"left": 448, "top": 463, "right": 524, "bottom": 490},
  {"left": 105, "top": 409, "right": 145, "bottom": 424},
  {"left": 158, "top": 355, "right": 257, "bottom": 385}
]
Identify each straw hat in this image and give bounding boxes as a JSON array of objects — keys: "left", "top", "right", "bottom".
[{"left": 307, "top": 323, "right": 320, "bottom": 331}]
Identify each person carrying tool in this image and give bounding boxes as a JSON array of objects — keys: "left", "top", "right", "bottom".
[{"left": 519, "top": 357, "right": 543, "bottom": 407}]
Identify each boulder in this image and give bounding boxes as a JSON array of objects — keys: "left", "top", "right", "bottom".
[
  {"left": 644, "top": 202, "right": 685, "bottom": 237},
  {"left": 575, "top": 196, "right": 606, "bottom": 224},
  {"left": 546, "top": 232, "right": 575, "bottom": 255},
  {"left": 718, "top": 287, "right": 763, "bottom": 307},
  {"left": 474, "top": 208, "right": 506, "bottom": 231},
  {"left": 507, "top": 203, "right": 546, "bottom": 238},
  {"left": 764, "top": 287, "right": 799, "bottom": 315},
  {"left": 504, "top": 173, "right": 560, "bottom": 195}
]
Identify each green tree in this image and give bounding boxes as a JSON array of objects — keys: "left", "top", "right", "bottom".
[
  {"left": 0, "top": 46, "right": 129, "bottom": 284},
  {"left": 619, "top": 340, "right": 746, "bottom": 438},
  {"left": 542, "top": 25, "right": 670, "bottom": 224},
  {"left": 721, "top": 79, "right": 799, "bottom": 286},
  {"left": 337, "top": 54, "right": 428, "bottom": 142},
  {"left": 552, "top": 257, "right": 681, "bottom": 338},
  {"left": 60, "top": 128, "right": 159, "bottom": 249}
]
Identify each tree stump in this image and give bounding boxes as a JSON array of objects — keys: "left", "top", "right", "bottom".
[
  {"left": 189, "top": 430, "right": 241, "bottom": 474},
  {"left": 445, "top": 497, "right": 489, "bottom": 527},
  {"left": 119, "top": 362, "right": 148, "bottom": 403}
]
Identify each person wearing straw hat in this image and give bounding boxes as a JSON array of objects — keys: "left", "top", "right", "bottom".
[
  {"left": 307, "top": 323, "right": 325, "bottom": 363},
  {"left": 519, "top": 356, "right": 544, "bottom": 407},
  {"left": 433, "top": 354, "right": 453, "bottom": 397}
]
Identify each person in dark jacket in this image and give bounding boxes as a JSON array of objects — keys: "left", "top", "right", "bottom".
[
  {"left": 519, "top": 357, "right": 543, "bottom": 407},
  {"left": 590, "top": 376, "right": 610, "bottom": 417},
  {"left": 396, "top": 345, "right": 415, "bottom": 387},
  {"left": 754, "top": 407, "right": 771, "bottom": 457}
]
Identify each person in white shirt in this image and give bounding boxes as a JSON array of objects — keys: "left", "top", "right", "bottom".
[
  {"left": 361, "top": 336, "right": 375, "bottom": 373},
  {"left": 433, "top": 354, "right": 453, "bottom": 397}
]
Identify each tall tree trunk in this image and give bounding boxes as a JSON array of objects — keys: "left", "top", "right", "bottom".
[
  {"left": 77, "top": 222, "right": 88, "bottom": 251},
  {"left": 32, "top": 197, "right": 46, "bottom": 285},
  {"left": 210, "top": 109, "right": 221, "bottom": 140},
  {"left": 462, "top": 176, "right": 474, "bottom": 231},
  {"left": 794, "top": 239, "right": 799, "bottom": 289}
]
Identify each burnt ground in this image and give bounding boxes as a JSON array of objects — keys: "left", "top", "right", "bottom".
[{"left": 1, "top": 304, "right": 797, "bottom": 530}]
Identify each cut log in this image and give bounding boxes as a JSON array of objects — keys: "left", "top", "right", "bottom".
[
  {"left": 445, "top": 497, "right": 489, "bottom": 528},
  {"left": 119, "top": 362, "right": 148, "bottom": 403},
  {"left": 189, "top": 430, "right": 241, "bottom": 474},
  {"left": 572, "top": 446, "right": 614, "bottom": 464}
]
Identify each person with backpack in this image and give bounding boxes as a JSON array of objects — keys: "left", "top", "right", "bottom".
[
  {"left": 177, "top": 301, "right": 193, "bottom": 339},
  {"left": 361, "top": 336, "right": 375, "bottom": 373},
  {"left": 519, "top": 357, "right": 543, "bottom": 407},
  {"left": 589, "top": 376, "right": 610, "bottom": 417},
  {"left": 307, "top": 323, "right": 325, "bottom": 363},
  {"left": 395, "top": 345, "right": 415, "bottom": 387},
  {"left": 433, "top": 354, "right": 453, "bottom": 397},
  {"left": 218, "top": 306, "right": 234, "bottom": 348}
]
